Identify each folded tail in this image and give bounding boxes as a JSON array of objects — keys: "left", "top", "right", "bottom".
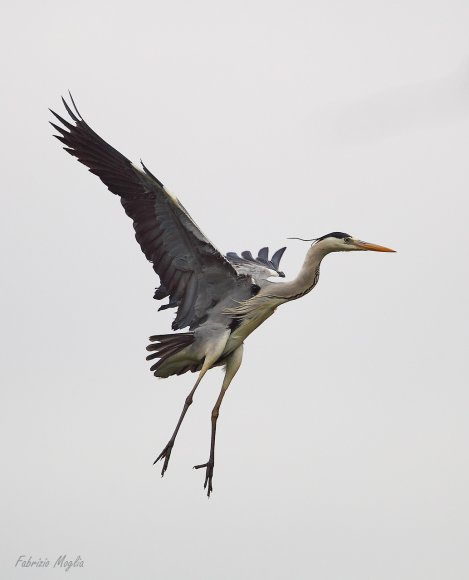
[{"left": 146, "top": 332, "right": 196, "bottom": 378}]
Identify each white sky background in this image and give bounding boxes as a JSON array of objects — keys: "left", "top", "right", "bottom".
[{"left": 1, "top": 1, "right": 469, "bottom": 578}]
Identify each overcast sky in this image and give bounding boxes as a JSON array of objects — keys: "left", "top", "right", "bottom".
[{"left": 1, "top": 1, "right": 469, "bottom": 578}]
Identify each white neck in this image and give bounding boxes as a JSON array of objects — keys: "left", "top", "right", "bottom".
[{"left": 261, "top": 243, "right": 329, "bottom": 301}]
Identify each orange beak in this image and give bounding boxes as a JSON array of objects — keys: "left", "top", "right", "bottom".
[{"left": 353, "top": 240, "right": 396, "bottom": 252}]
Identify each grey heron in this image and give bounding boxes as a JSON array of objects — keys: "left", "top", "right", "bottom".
[{"left": 50, "top": 95, "right": 395, "bottom": 497}]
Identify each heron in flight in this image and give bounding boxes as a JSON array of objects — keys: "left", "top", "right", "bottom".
[{"left": 50, "top": 95, "right": 395, "bottom": 496}]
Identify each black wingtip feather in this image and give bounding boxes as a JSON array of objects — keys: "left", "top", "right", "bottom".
[
  {"left": 53, "top": 134, "right": 68, "bottom": 145},
  {"left": 61, "top": 95, "right": 80, "bottom": 123},
  {"left": 68, "top": 91, "right": 83, "bottom": 120},
  {"left": 49, "top": 108, "right": 75, "bottom": 130},
  {"left": 49, "top": 122, "right": 69, "bottom": 136}
]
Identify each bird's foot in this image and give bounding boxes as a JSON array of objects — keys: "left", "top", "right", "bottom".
[
  {"left": 193, "top": 460, "right": 215, "bottom": 497},
  {"left": 153, "top": 440, "right": 174, "bottom": 477}
]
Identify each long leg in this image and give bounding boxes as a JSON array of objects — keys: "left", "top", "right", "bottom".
[
  {"left": 194, "top": 344, "right": 244, "bottom": 497},
  {"left": 154, "top": 331, "right": 229, "bottom": 476}
]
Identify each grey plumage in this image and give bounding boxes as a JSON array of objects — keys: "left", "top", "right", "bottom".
[
  {"left": 50, "top": 94, "right": 395, "bottom": 497},
  {"left": 225, "top": 246, "right": 286, "bottom": 282}
]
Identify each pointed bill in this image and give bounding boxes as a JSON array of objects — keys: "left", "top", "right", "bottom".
[{"left": 353, "top": 240, "right": 396, "bottom": 252}]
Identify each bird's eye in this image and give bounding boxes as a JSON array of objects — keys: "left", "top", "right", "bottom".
[{"left": 344, "top": 237, "right": 352, "bottom": 243}]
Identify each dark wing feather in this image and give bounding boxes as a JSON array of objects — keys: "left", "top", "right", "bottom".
[
  {"left": 226, "top": 246, "right": 287, "bottom": 276},
  {"left": 271, "top": 247, "right": 286, "bottom": 270},
  {"left": 50, "top": 94, "right": 240, "bottom": 330}
]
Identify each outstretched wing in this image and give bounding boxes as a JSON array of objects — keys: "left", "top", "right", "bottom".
[
  {"left": 50, "top": 94, "right": 240, "bottom": 330},
  {"left": 226, "top": 246, "right": 286, "bottom": 287}
]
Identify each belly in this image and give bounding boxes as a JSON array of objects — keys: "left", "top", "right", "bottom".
[{"left": 223, "top": 306, "right": 276, "bottom": 355}]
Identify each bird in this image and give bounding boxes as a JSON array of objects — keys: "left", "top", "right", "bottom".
[{"left": 50, "top": 94, "right": 396, "bottom": 496}]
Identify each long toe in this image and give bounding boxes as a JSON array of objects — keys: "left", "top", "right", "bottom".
[
  {"left": 193, "top": 461, "right": 214, "bottom": 497},
  {"left": 154, "top": 441, "right": 174, "bottom": 477}
]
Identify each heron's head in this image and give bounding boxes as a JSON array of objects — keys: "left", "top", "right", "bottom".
[
  {"left": 313, "top": 232, "right": 396, "bottom": 253},
  {"left": 288, "top": 232, "right": 395, "bottom": 253}
]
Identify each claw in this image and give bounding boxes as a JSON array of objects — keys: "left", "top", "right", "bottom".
[
  {"left": 154, "top": 440, "right": 174, "bottom": 477},
  {"left": 193, "top": 461, "right": 214, "bottom": 497}
]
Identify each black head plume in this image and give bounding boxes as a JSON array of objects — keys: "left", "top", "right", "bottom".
[
  {"left": 314, "top": 232, "right": 351, "bottom": 242},
  {"left": 288, "top": 232, "right": 351, "bottom": 243}
]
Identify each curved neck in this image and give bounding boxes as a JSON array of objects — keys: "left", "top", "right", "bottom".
[{"left": 262, "top": 244, "right": 329, "bottom": 301}]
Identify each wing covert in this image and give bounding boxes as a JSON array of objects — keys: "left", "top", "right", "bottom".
[{"left": 226, "top": 246, "right": 287, "bottom": 286}]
